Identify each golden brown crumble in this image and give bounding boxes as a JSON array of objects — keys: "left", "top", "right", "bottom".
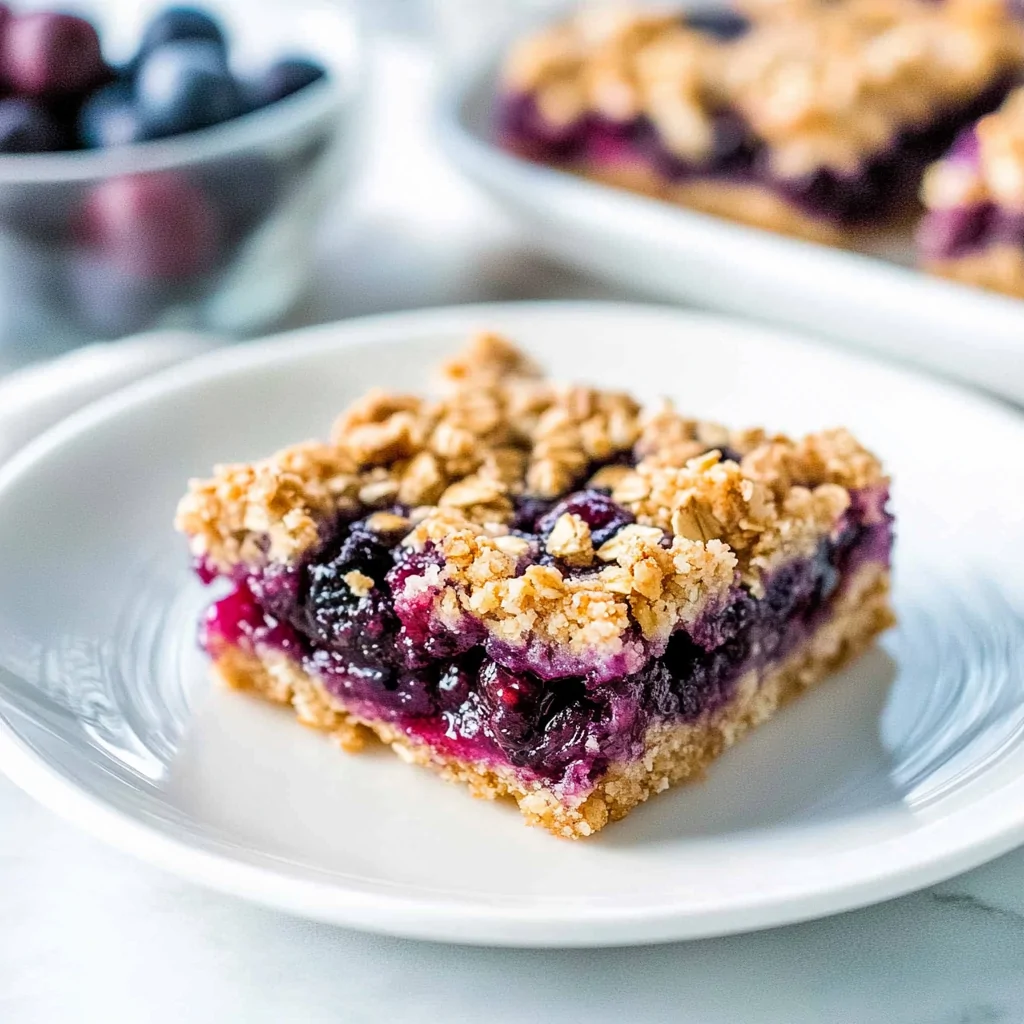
[
  {"left": 544, "top": 512, "right": 595, "bottom": 566},
  {"left": 175, "top": 441, "right": 361, "bottom": 571},
  {"left": 342, "top": 570, "right": 375, "bottom": 597},
  {"left": 501, "top": 1, "right": 1024, "bottom": 175},
  {"left": 177, "top": 332, "right": 886, "bottom": 652},
  {"left": 399, "top": 504, "right": 739, "bottom": 652}
]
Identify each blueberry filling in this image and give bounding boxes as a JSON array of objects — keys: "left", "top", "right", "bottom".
[
  {"left": 918, "top": 200, "right": 1024, "bottom": 261},
  {"left": 682, "top": 9, "right": 751, "bottom": 42},
  {"left": 497, "top": 78, "right": 1013, "bottom": 226},
  {"left": 202, "top": 487, "right": 892, "bottom": 792}
]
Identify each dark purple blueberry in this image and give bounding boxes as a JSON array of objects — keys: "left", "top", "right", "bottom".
[
  {"left": 689, "top": 589, "right": 757, "bottom": 651},
  {"left": 527, "top": 703, "right": 592, "bottom": 771},
  {"left": 443, "top": 688, "right": 487, "bottom": 743},
  {"left": 63, "top": 250, "right": 172, "bottom": 337},
  {"left": 642, "top": 661, "right": 681, "bottom": 719},
  {"left": 511, "top": 495, "right": 555, "bottom": 533},
  {"left": 537, "top": 489, "right": 634, "bottom": 548},
  {"left": 435, "top": 659, "right": 476, "bottom": 712},
  {"left": 0, "top": 98, "right": 64, "bottom": 153},
  {"left": 306, "top": 581, "right": 394, "bottom": 662},
  {"left": 77, "top": 83, "right": 151, "bottom": 149},
  {"left": 248, "top": 58, "right": 326, "bottom": 110},
  {"left": 709, "top": 110, "right": 755, "bottom": 169},
  {"left": 385, "top": 671, "right": 437, "bottom": 717},
  {"left": 247, "top": 562, "right": 301, "bottom": 624},
  {"left": 4, "top": 13, "right": 109, "bottom": 96},
  {"left": 299, "top": 521, "right": 405, "bottom": 663},
  {"left": 140, "top": 6, "right": 226, "bottom": 57},
  {"left": 73, "top": 172, "right": 222, "bottom": 280},
  {"left": 478, "top": 660, "right": 543, "bottom": 748},
  {"left": 763, "top": 559, "right": 817, "bottom": 623},
  {"left": 475, "top": 659, "right": 595, "bottom": 770},
  {"left": 314, "top": 649, "right": 439, "bottom": 717},
  {"left": 683, "top": 9, "right": 750, "bottom": 40},
  {"left": 135, "top": 40, "right": 242, "bottom": 137}
]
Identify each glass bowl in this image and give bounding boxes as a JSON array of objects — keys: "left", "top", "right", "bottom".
[{"left": 0, "top": 0, "right": 361, "bottom": 346}]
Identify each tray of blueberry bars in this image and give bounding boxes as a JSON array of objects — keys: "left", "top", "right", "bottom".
[{"left": 438, "top": 0, "right": 1024, "bottom": 404}]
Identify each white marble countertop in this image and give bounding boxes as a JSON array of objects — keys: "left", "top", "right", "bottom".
[{"left": 4, "top": 40, "right": 1024, "bottom": 1024}]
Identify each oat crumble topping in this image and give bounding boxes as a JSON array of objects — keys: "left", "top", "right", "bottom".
[
  {"left": 501, "top": 1, "right": 1024, "bottom": 175},
  {"left": 399, "top": 505, "right": 738, "bottom": 652},
  {"left": 342, "top": 570, "right": 375, "bottom": 597},
  {"left": 176, "top": 332, "right": 885, "bottom": 656}
]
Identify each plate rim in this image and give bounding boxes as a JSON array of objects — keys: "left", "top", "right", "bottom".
[{"left": 3, "top": 300, "right": 1024, "bottom": 947}]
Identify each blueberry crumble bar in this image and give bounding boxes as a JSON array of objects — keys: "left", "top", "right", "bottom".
[
  {"left": 917, "top": 85, "right": 1024, "bottom": 296},
  {"left": 496, "top": 2, "right": 1024, "bottom": 245},
  {"left": 176, "top": 334, "right": 895, "bottom": 838}
]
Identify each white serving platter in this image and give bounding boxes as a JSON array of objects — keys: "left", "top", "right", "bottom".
[{"left": 438, "top": 65, "right": 1024, "bottom": 405}]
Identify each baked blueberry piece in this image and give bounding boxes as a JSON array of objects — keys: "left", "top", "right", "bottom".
[
  {"left": 495, "top": 2, "right": 1024, "bottom": 245},
  {"left": 177, "top": 334, "right": 895, "bottom": 838},
  {"left": 917, "top": 86, "right": 1024, "bottom": 297}
]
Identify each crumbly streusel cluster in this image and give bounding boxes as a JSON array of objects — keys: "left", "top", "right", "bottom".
[
  {"left": 502, "top": 1, "right": 1024, "bottom": 176},
  {"left": 176, "top": 333, "right": 886, "bottom": 657},
  {"left": 922, "top": 84, "right": 1024, "bottom": 210}
]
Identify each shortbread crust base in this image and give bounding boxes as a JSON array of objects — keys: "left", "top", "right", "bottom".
[
  {"left": 572, "top": 162, "right": 915, "bottom": 248},
  {"left": 213, "top": 562, "right": 893, "bottom": 839},
  {"left": 924, "top": 244, "right": 1024, "bottom": 298}
]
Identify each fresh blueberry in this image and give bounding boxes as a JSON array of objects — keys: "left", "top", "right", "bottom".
[
  {"left": 139, "top": 6, "right": 226, "bottom": 57},
  {"left": 135, "top": 40, "right": 242, "bottom": 137},
  {"left": 78, "top": 83, "right": 151, "bottom": 148},
  {"left": 0, "top": 98, "right": 64, "bottom": 152},
  {"left": 536, "top": 490, "right": 635, "bottom": 548},
  {"left": 301, "top": 521, "right": 403, "bottom": 662},
  {"left": 511, "top": 495, "right": 556, "bottom": 532},
  {"left": 73, "top": 172, "right": 222, "bottom": 280},
  {"left": 247, "top": 57, "right": 325, "bottom": 109},
  {"left": 435, "top": 659, "right": 476, "bottom": 712},
  {"left": 479, "top": 659, "right": 543, "bottom": 749},
  {"left": 4, "top": 13, "right": 109, "bottom": 96},
  {"left": 683, "top": 9, "right": 750, "bottom": 41}
]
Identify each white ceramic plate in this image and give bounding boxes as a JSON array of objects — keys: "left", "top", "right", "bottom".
[
  {"left": 1, "top": 303, "right": 1024, "bottom": 947},
  {"left": 437, "top": 66, "right": 1024, "bottom": 406}
]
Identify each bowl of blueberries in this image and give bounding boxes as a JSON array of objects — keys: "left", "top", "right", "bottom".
[{"left": 0, "top": 0, "right": 359, "bottom": 342}]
